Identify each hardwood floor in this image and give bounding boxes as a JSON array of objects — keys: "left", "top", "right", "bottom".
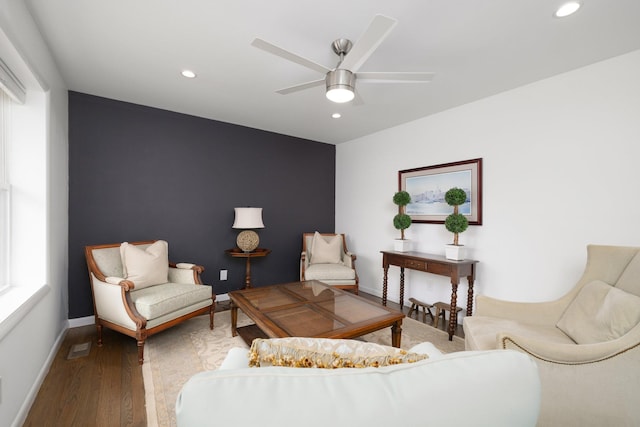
[
  {"left": 23, "top": 292, "right": 463, "bottom": 426},
  {"left": 23, "top": 325, "right": 146, "bottom": 427}
]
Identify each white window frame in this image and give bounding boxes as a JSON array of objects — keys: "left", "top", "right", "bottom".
[{"left": 0, "top": 91, "right": 10, "bottom": 294}]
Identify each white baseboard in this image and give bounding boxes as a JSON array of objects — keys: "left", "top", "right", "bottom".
[
  {"left": 12, "top": 321, "right": 67, "bottom": 427},
  {"left": 68, "top": 315, "right": 95, "bottom": 328}
]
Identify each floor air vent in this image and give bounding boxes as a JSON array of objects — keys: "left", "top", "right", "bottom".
[{"left": 67, "top": 342, "right": 91, "bottom": 360}]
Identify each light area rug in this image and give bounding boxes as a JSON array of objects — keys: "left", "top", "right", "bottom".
[{"left": 143, "top": 310, "right": 465, "bottom": 427}]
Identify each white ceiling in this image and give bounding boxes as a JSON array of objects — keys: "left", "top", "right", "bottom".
[{"left": 25, "top": 0, "right": 640, "bottom": 144}]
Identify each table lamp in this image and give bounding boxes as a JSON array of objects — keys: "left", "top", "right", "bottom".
[{"left": 232, "top": 207, "right": 264, "bottom": 252}]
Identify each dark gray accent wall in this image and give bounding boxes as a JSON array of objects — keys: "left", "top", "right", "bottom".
[{"left": 69, "top": 92, "right": 335, "bottom": 319}]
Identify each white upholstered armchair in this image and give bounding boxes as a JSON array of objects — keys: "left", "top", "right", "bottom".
[
  {"left": 300, "top": 232, "right": 358, "bottom": 294},
  {"left": 85, "top": 240, "right": 215, "bottom": 364},
  {"left": 463, "top": 244, "right": 640, "bottom": 426}
]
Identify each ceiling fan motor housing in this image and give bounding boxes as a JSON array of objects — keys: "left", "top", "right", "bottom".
[{"left": 325, "top": 69, "right": 356, "bottom": 102}]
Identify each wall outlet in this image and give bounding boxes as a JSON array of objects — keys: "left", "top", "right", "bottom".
[{"left": 220, "top": 269, "right": 228, "bottom": 281}]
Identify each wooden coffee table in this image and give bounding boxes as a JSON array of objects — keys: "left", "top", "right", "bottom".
[{"left": 229, "top": 280, "right": 405, "bottom": 347}]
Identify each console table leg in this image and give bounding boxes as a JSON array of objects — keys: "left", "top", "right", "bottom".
[
  {"left": 399, "top": 267, "right": 405, "bottom": 312},
  {"left": 448, "top": 283, "right": 458, "bottom": 341},
  {"left": 382, "top": 265, "right": 389, "bottom": 306}
]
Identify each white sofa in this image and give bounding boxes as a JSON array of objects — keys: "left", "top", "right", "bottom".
[{"left": 176, "top": 341, "right": 541, "bottom": 427}]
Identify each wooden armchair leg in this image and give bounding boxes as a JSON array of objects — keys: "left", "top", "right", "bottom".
[
  {"left": 137, "top": 340, "right": 145, "bottom": 365},
  {"left": 96, "top": 324, "right": 103, "bottom": 347},
  {"left": 209, "top": 305, "right": 214, "bottom": 330}
]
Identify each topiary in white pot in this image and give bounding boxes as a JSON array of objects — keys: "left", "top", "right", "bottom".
[
  {"left": 444, "top": 187, "right": 469, "bottom": 260},
  {"left": 393, "top": 191, "right": 412, "bottom": 252}
]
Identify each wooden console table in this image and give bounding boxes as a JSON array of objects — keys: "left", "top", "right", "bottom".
[
  {"left": 225, "top": 248, "right": 271, "bottom": 289},
  {"left": 381, "top": 250, "right": 478, "bottom": 340}
]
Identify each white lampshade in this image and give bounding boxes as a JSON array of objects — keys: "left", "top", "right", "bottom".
[{"left": 232, "top": 207, "right": 264, "bottom": 229}]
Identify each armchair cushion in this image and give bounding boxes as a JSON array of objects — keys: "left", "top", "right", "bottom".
[
  {"left": 310, "top": 232, "right": 342, "bottom": 264},
  {"left": 131, "top": 283, "right": 212, "bottom": 320},
  {"left": 120, "top": 240, "right": 169, "bottom": 289},
  {"left": 303, "top": 263, "right": 356, "bottom": 281},
  {"left": 556, "top": 280, "right": 640, "bottom": 344},
  {"left": 248, "top": 337, "right": 427, "bottom": 368}
]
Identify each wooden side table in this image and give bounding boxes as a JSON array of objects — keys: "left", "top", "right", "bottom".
[{"left": 225, "top": 248, "right": 271, "bottom": 289}]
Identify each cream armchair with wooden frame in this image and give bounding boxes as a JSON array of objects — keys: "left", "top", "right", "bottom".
[
  {"left": 300, "top": 232, "right": 359, "bottom": 294},
  {"left": 85, "top": 240, "right": 215, "bottom": 365},
  {"left": 463, "top": 245, "right": 640, "bottom": 426}
]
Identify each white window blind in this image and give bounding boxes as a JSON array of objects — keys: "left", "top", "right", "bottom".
[{"left": 0, "top": 57, "right": 26, "bottom": 104}]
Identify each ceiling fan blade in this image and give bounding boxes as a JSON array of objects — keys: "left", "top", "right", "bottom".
[
  {"left": 352, "top": 90, "right": 365, "bottom": 106},
  {"left": 251, "top": 38, "right": 332, "bottom": 75},
  {"left": 357, "top": 71, "right": 435, "bottom": 83},
  {"left": 339, "top": 15, "right": 397, "bottom": 72},
  {"left": 275, "top": 79, "right": 324, "bottom": 95}
]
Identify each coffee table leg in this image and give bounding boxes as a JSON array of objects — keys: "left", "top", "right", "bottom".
[
  {"left": 391, "top": 320, "right": 402, "bottom": 348},
  {"left": 231, "top": 302, "right": 238, "bottom": 337}
]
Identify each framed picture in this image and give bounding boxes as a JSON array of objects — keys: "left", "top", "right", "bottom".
[{"left": 398, "top": 158, "right": 482, "bottom": 225}]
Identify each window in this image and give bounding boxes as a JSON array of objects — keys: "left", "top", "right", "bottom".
[
  {"left": 0, "top": 33, "right": 50, "bottom": 338},
  {"left": 0, "top": 91, "right": 9, "bottom": 293}
]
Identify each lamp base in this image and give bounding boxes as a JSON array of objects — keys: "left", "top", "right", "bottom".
[{"left": 237, "top": 230, "right": 259, "bottom": 252}]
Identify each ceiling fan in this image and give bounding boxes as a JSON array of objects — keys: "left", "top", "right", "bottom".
[{"left": 251, "top": 14, "right": 435, "bottom": 104}]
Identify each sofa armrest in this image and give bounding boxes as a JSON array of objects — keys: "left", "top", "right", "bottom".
[
  {"left": 90, "top": 273, "right": 144, "bottom": 329},
  {"left": 476, "top": 295, "right": 569, "bottom": 327},
  {"left": 498, "top": 326, "right": 640, "bottom": 363},
  {"left": 300, "top": 252, "right": 309, "bottom": 279},
  {"left": 168, "top": 263, "right": 204, "bottom": 284},
  {"left": 343, "top": 251, "right": 356, "bottom": 268}
]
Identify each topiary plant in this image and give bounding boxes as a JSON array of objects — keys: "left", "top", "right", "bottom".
[
  {"left": 393, "top": 190, "right": 412, "bottom": 240},
  {"left": 444, "top": 187, "right": 469, "bottom": 246}
]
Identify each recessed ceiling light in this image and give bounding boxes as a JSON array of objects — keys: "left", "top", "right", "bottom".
[
  {"left": 181, "top": 70, "right": 197, "bottom": 78},
  {"left": 332, "top": 113, "right": 342, "bottom": 119},
  {"left": 555, "top": 2, "right": 581, "bottom": 18}
]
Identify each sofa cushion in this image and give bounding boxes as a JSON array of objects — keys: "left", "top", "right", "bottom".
[
  {"left": 310, "top": 232, "right": 342, "bottom": 264},
  {"left": 556, "top": 279, "right": 640, "bottom": 344},
  {"left": 120, "top": 240, "right": 169, "bottom": 289},
  {"left": 248, "top": 337, "right": 427, "bottom": 368},
  {"left": 130, "top": 282, "right": 211, "bottom": 320}
]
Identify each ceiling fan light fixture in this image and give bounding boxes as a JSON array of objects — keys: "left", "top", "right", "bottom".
[
  {"left": 326, "top": 69, "right": 355, "bottom": 103},
  {"left": 326, "top": 87, "right": 354, "bottom": 103}
]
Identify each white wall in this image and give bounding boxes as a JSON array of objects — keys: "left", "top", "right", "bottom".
[
  {"left": 336, "top": 50, "right": 640, "bottom": 318},
  {"left": 0, "top": 1, "right": 68, "bottom": 426}
]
